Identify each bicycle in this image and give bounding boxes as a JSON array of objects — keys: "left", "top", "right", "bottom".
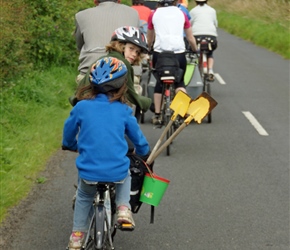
[
  {"left": 68, "top": 181, "right": 134, "bottom": 250},
  {"left": 140, "top": 55, "right": 152, "bottom": 124},
  {"left": 62, "top": 148, "right": 134, "bottom": 250},
  {"left": 151, "top": 51, "right": 184, "bottom": 156},
  {"left": 196, "top": 37, "right": 216, "bottom": 123}
]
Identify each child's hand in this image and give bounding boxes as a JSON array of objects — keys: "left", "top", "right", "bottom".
[
  {"left": 61, "top": 145, "right": 78, "bottom": 153},
  {"left": 139, "top": 152, "right": 154, "bottom": 169}
]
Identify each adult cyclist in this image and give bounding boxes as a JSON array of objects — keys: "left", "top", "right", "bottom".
[
  {"left": 189, "top": 0, "right": 218, "bottom": 81},
  {"left": 74, "top": 0, "right": 139, "bottom": 84},
  {"left": 147, "top": 0, "right": 198, "bottom": 125},
  {"left": 131, "top": 0, "right": 152, "bottom": 33}
]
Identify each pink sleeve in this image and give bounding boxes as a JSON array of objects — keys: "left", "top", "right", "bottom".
[
  {"left": 147, "top": 11, "right": 155, "bottom": 30},
  {"left": 183, "top": 12, "right": 190, "bottom": 29}
]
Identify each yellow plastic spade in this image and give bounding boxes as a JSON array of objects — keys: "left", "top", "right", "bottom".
[
  {"left": 184, "top": 92, "right": 218, "bottom": 124},
  {"left": 147, "top": 92, "right": 218, "bottom": 165},
  {"left": 169, "top": 90, "right": 191, "bottom": 120},
  {"left": 147, "top": 91, "right": 191, "bottom": 164}
]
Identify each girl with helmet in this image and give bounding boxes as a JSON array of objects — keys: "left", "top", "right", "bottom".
[
  {"left": 76, "top": 26, "right": 152, "bottom": 122},
  {"left": 63, "top": 56, "right": 150, "bottom": 250}
]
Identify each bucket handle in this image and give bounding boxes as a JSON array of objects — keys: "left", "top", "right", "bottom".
[{"left": 143, "top": 161, "right": 155, "bottom": 179}]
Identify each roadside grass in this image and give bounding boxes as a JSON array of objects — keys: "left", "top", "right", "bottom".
[
  {"left": 217, "top": 11, "right": 290, "bottom": 58},
  {"left": 0, "top": 66, "right": 77, "bottom": 222},
  {"left": 210, "top": 0, "right": 289, "bottom": 28}
]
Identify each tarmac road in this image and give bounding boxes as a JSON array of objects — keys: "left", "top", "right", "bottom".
[{"left": 1, "top": 29, "right": 289, "bottom": 250}]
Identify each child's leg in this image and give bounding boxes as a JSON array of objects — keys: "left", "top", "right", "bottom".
[
  {"left": 73, "top": 179, "right": 96, "bottom": 232},
  {"left": 115, "top": 172, "right": 131, "bottom": 209},
  {"left": 115, "top": 172, "right": 135, "bottom": 226}
]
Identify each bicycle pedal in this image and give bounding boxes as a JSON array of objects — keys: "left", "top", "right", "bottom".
[{"left": 118, "top": 223, "right": 135, "bottom": 231}]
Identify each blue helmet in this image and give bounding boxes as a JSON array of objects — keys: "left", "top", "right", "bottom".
[{"left": 90, "top": 57, "right": 127, "bottom": 93}]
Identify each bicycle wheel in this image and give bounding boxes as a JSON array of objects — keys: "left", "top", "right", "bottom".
[
  {"left": 165, "top": 88, "right": 175, "bottom": 156},
  {"left": 165, "top": 114, "right": 173, "bottom": 156},
  {"left": 102, "top": 216, "right": 112, "bottom": 250},
  {"left": 206, "top": 82, "right": 212, "bottom": 123},
  {"left": 95, "top": 205, "right": 107, "bottom": 250},
  {"left": 198, "top": 53, "right": 206, "bottom": 92},
  {"left": 103, "top": 189, "right": 116, "bottom": 250}
]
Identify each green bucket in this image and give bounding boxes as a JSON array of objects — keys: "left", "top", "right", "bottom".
[{"left": 140, "top": 173, "right": 170, "bottom": 206}]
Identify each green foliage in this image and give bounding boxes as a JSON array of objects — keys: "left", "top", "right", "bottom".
[
  {"left": 0, "top": 0, "right": 93, "bottom": 82},
  {"left": 0, "top": 0, "right": 32, "bottom": 81},
  {"left": 0, "top": 66, "right": 77, "bottom": 222},
  {"left": 0, "top": 0, "right": 134, "bottom": 82},
  {"left": 26, "top": 0, "right": 80, "bottom": 67},
  {"left": 217, "top": 11, "right": 290, "bottom": 59},
  {"left": 36, "top": 177, "right": 47, "bottom": 184}
]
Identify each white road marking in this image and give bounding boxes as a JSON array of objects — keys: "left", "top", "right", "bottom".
[
  {"left": 242, "top": 111, "right": 269, "bottom": 136},
  {"left": 214, "top": 73, "right": 226, "bottom": 85}
]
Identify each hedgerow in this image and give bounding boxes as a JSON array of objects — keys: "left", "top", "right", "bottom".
[
  {"left": 1, "top": 0, "right": 133, "bottom": 85},
  {"left": 0, "top": 0, "right": 92, "bottom": 85}
]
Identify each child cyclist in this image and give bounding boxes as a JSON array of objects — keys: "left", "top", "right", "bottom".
[
  {"left": 62, "top": 57, "right": 151, "bottom": 250},
  {"left": 76, "top": 26, "right": 152, "bottom": 121}
]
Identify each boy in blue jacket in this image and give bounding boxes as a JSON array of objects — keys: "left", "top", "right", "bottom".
[{"left": 62, "top": 57, "right": 150, "bottom": 250}]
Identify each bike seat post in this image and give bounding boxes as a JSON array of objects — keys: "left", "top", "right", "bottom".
[{"left": 95, "top": 184, "right": 107, "bottom": 206}]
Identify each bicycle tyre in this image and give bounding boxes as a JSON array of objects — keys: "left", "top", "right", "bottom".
[
  {"left": 164, "top": 89, "right": 172, "bottom": 156},
  {"left": 95, "top": 205, "right": 107, "bottom": 250},
  {"left": 104, "top": 186, "right": 117, "bottom": 250},
  {"left": 165, "top": 114, "right": 172, "bottom": 156},
  {"left": 102, "top": 217, "right": 112, "bottom": 250},
  {"left": 207, "top": 83, "right": 212, "bottom": 123},
  {"left": 166, "top": 87, "right": 175, "bottom": 156}
]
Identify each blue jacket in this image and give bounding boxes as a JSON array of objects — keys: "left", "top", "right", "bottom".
[
  {"left": 178, "top": 4, "right": 191, "bottom": 37},
  {"left": 62, "top": 94, "right": 150, "bottom": 182}
]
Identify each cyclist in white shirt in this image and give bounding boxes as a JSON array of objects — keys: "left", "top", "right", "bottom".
[
  {"left": 189, "top": 0, "right": 218, "bottom": 81},
  {"left": 147, "top": 0, "right": 197, "bottom": 125}
]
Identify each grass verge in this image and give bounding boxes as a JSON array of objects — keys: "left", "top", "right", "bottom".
[
  {"left": 0, "top": 66, "right": 77, "bottom": 222},
  {"left": 216, "top": 11, "right": 290, "bottom": 58}
]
